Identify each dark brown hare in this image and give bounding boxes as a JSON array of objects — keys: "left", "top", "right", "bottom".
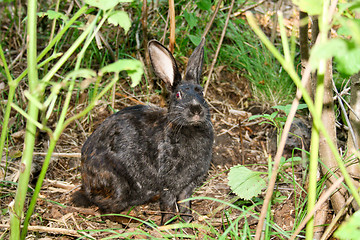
[{"left": 72, "top": 38, "right": 213, "bottom": 225}]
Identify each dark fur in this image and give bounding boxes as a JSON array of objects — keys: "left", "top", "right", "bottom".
[{"left": 72, "top": 39, "right": 213, "bottom": 225}]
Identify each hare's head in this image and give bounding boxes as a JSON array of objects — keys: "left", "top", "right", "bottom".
[{"left": 148, "top": 39, "right": 209, "bottom": 126}]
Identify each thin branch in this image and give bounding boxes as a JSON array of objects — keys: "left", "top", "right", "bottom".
[
  {"left": 337, "top": 93, "right": 360, "bottom": 121},
  {"left": 231, "top": 0, "right": 267, "bottom": 18},
  {"left": 270, "top": 0, "right": 283, "bottom": 43},
  {"left": 161, "top": 13, "right": 170, "bottom": 45},
  {"left": 202, "top": 0, "right": 223, "bottom": 38},
  {"left": 204, "top": 0, "right": 236, "bottom": 96},
  {"left": 332, "top": 79, "right": 358, "bottom": 147}
]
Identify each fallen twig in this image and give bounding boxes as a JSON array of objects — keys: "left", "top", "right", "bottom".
[
  {"left": 44, "top": 179, "right": 76, "bottom": 190},
  {"left": 33, "top": 152, "right": 81, "bottom": 158},
  {"left": 115, "top": 92, "right": 145, "bottom": 105},
  {"left": 0, "top": 224, "right": 81, "bottom": 237}
]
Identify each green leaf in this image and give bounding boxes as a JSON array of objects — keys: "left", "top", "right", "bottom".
[
  {"left": 281, "top": 156, "right": 302, "bottom": 165},
  {"left": 85, "top": 0, "right": 132, "bottom": 11},
  {"left": 310, "top": 39, "right": 344, "bottom": 70},
  {"left": 196, "top": 0, "right": 211, "bottom": 11},
  {"left": 1, "top": 207, "right": 9, "bottom": 215},
  {"left": 338, "top": 2, "right": 360, "bottom": 15},
  {"left": 334, "top": 210, "right": 360, "bottom": 240},
  {"left": 276, "top": 116, "right": 287, "bottom": 123},
  {"left": 309, "top": 38, "right": 360, "bottom": 75},
  {"left": 336, "top": 18, "right": 360, "bottom": 46},
  {"left": 297, "top": 104, "right": 308, "bottom": 110},
  {"left": 273, "top": 191, "right": 287, "bottom": 204},
  {"left": 44, "top": 10, "right": 69, "bottom": 21},
  {"left": 184, "top": 10, "right": 197, "bottom": 29},
  {"left": 273, "top": 104, "right": 307, "bottom": 115},
  {"left": 248, "top": 114, "right": 264, "bottom": 121},
  {"left": 227, "top": 165, "right": 266, "bottom": 200},
  {"left": 292, "top": 0, "right": 322, "bottom": 15},
  {"left": 335, "top": 45, "right": 360, "bottom": 76},
  {"left": 108, "top": 11, "right": 131, "bottom": 34},
  {"left": 188, "top": 35, "right": 202, "bottom": 46},
  {"left": 270, "top": 111, "right": 278, "bottom": 119},
  {"left": 9, "top": 150, "right": 22, "bottom": 159},
  {"left": 100, "top": 59, "right": 144, "bottom": 87},
  {"left": 337, "top": 19, "right": 360, "bottom": 37},
  {"left": 66, "top": 69, "right": 97, "bottom": 79}
]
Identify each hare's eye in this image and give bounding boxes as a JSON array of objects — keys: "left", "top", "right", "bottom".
[{"left": 176, "top": 91, "right": 182, "bottom": 99}]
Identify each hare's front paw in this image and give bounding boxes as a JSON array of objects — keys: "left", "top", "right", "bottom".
[{"left": 160, "top": 191, "right": 177, "bottom": 225}]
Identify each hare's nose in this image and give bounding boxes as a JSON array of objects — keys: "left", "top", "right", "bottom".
[{"left": 190, "top": 103, "right": 202, "bottom": 115}]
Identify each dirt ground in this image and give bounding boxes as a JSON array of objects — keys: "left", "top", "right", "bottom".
[{"left": 0, "top": 67, "right": 312, "bottom": 239}]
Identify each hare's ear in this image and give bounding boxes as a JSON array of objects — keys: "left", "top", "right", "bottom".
[
  {"left": 148, "top": 40, "right": 182, "bottom": 90},
  {"left": 184, "top": 38, "right": 205, "bottom": 84}
]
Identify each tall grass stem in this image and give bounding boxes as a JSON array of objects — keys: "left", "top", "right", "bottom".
[
  {"left": 9, "top": 0, "right": 39, "bottom": 238},
  {"left": 305, "top": 71, "right": 324, "bottom": 238}
]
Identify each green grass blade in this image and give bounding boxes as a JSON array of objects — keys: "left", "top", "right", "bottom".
[{"left": 0, "top": 44, "right": 18, "bottom": 165}]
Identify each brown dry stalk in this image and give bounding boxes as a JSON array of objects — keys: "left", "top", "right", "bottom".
[
  {"left": 168, "top": 0, "right": 175, "bottom": 53},
  {"left": 142, "top": 0, "right": 148, "bottom": 58}
]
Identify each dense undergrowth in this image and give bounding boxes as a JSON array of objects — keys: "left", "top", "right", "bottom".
[{"left": 1, "top": 0, "right": 360, "bottom": 239}]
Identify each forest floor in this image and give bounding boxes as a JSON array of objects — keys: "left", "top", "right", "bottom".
[
  {"left": 0, "top": 69, "right": 311, "bottom": 239},
  {"left": 0, "top": 0, "right": 322, "bottom": 238}
]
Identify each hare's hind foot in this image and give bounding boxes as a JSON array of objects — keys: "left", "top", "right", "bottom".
[{"left": 71, "top": 188, "right": 93, "bottom": 208}]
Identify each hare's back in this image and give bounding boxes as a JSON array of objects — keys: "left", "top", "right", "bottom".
[{"left": 82, "top": 105, "right": 167, "bottom": 167}]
